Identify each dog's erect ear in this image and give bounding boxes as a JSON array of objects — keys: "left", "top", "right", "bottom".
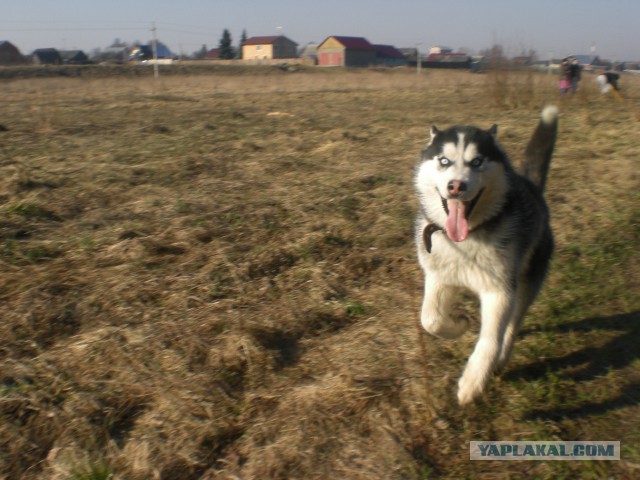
[
  {"left": 430, "top": 126, "right": 440, "bottom": 142},
  {"left": 488, "top": 124, "right": 498, "bottom": 136}
]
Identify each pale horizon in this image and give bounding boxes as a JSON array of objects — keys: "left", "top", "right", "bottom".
[{"left": 3, "top": 0, "right": 639, "bottom": 61}]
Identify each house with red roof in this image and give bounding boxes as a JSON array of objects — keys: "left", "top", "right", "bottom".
[
  {"left": 205, "top": 48, "right": 221, "bottom": 60},
  {"left": 317, "top": 36, "right": 376, "bottom": 67},
  {"left": 242, "top": 35, "right": 298, "bottom": 61},
  {"left": 373, "top": 44, "right": 406, "bottom": 67}
]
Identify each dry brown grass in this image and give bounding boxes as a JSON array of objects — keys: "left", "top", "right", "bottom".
[{"left": 1, "top": 66, "right": 639, "bottom": 479}]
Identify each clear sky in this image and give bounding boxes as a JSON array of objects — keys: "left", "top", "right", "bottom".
[{"left": 3, "top": 0, "right": 639, "bottom": 61}]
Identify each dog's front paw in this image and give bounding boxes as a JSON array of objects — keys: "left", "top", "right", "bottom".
[
  {"left": 457, "top": 372, "right": 486, "bottom": 406},
  {"left": 446, "top": 317, "right": 471, "bottom": 339},
  {"left": 423, "top": 316, "right": 470, "bottom": 339},
  {"left": 493, "top": 356, "right": 510, "bottom": 375}
]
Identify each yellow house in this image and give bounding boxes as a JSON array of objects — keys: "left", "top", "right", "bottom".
[{"left": 242, "top": 35, "right": 298, "bottom": 61}]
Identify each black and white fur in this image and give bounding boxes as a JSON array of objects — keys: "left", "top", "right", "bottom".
[{"left": 415, "top": 106, "right": 558, "bottom": 405}]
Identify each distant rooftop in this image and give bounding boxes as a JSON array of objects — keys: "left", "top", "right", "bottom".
[
  {"left": 374, "top": 44, "right": 404, "bottom": 59},
  {"left": 243, "top": 36, "right": 297, "bottom": 46},
  {"left": 323, "top": 36, "right": 374, "bottom": 50}
]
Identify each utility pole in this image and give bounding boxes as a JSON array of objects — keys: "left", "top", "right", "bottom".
[{"left": 151, "top": 22, "right": 159, "bottom": 79}]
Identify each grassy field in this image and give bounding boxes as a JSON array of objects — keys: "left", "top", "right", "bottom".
[{"left": 0, "top": 66, "right": 638, "bottom": 479}]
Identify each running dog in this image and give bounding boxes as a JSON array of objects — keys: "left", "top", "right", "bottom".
[{"left": 414, "top": 106, "right": 558, "bottom": 405}]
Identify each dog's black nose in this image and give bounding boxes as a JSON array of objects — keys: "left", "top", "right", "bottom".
[{"left": 447, "top": 180, "right": 467, "bottom": 196}]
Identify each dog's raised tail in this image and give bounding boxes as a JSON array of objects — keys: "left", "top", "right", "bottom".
[{"left": 520, "top": 105, "right": 558, "bottom": 192}]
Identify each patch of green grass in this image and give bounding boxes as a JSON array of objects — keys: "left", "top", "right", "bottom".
[
  {"left": 22, "top": 245, "right": 58, "bottom": 262},
  {"left": 78, "top": 235, "right": 97, "bottom": 252},
  {"left": 4, "top": 201, "right": 48, "bottom": 220},
  {"left": 69, "top": 460, "right": 112, "bottom": 480},
  {"left": 1, "top": 240, "right": 60, "bottom": 264},
  {"left": 336, "top": 193, "right": 361, "bottom": 220},
  {"left": 622, "top": 443, "right": 640, "bottom": 462},
  {"left": 537, "top": 210, "right": 638, "bottom": 324},
  {"left": 344, "top": 299, "right": 375, "bottom": 318},
  {"left": 0, "top": 380, "right": 32, "bottom": 397},
  {"left": 208, "top": 266, "right": 236, "bottom": 300}
]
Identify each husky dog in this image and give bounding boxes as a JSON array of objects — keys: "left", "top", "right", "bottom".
[{"left": 415, "top": 106, "right": 558, "bottom": 405}]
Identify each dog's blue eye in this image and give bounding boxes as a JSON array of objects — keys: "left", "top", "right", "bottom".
[
  {"left": 471, "top": 157, "right": 484, "bottom": 168},
  {"left": 438, "top": 157, "right": 451, "bottom": 167}
]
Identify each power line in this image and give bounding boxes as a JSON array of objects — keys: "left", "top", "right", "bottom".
[
  {"left": 160, "top": 28, "right": 213, "bottom": 36},
  {"left": 1, "top": 27, "right": 143, "bottom": 32}
]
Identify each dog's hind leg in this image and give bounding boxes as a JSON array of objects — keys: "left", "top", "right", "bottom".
[
  {"left": 420, "top": 276, "right": 470, "bottom": 339},
  {"left": 457, "top": 291, "right": 514, "bottom": 405},
  {"left": 495, "top": 319, "right": 525, "bottom": 374},
  {"left": 496, "top": 240, "right": 552, "bottom": 372},
  {"left": 494, "top": 287, "right": 536, "bottom": 373}
]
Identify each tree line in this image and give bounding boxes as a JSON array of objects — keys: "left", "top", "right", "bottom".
[{"left": 194, "top": 29, "right": 247, "bottom": 60}]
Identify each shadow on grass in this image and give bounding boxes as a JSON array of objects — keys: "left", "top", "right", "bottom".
[
  {"left": 525, "top": 382, "right": 640, "bottom": 420},
  {"left": 506, "top": 311, "right": 640, "bottom": 419}
]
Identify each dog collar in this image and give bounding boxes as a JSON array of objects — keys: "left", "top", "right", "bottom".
[{"left": 423, "top": 223, "right": 443, "bottom": 253}]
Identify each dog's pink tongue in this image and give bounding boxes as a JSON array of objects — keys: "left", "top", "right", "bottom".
[{"left": 445, "top": 199, "right": 469, "bottom": 242}]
